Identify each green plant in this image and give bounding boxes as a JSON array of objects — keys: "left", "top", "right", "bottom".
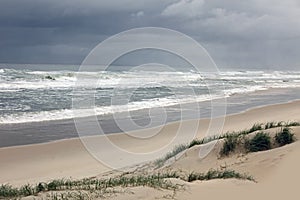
[
  {"left": 19, "top": 184, "right": 34, "bottom": 196},
  {"left": 265, "top": 122, "right": 277, "bottom": 129},
  {"left": 286, "top": 121, "right": 300, "bottom": 127},
  {"left": 155, "top": 144, "right": 189, "bottom": 167},
  {"left": 246, "top": 132, "right": 271, "bottom": 152},
  {"left": 187, "top": 170, "right": 255, "bottom": 182},
  {"left": 155, "top": 121, "right": 300, "bottom": 167},
  {"left": 220, "top": 135, "right": 238, "bottom": 156},
  {"left": 249, "top": 123, "right": 263, "bottom": 132},
  {"left": 188, "top": 139, "right": 204, "bottom": 148},
  {"left": 47, "top": 180, "right": 64, "bottom": 191},
  {"left": 188, "top": 135, "right": 220, "bottom": 149},
  {"left": 275, "top": 128, "right": 295, "bottom": 146},
  {"left": 0, "top": 173, "right": 181, "bottom": 199},
  {"left": 0, "top": 184, "right": 19, "bottom": 198}
]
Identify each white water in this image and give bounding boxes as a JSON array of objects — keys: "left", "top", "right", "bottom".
[{"left": 0, "top": 68, "right": 300, "bottom": 124}]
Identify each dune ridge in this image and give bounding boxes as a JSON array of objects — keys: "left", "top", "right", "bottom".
[{"left": 1, "top": 100, "right": 300, "bottom": 199}]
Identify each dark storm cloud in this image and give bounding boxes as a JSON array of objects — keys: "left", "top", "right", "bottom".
[
  {"left": 0, "top": 0, "right": 299, "bottom": 69},
  {"left": 0, "top": 0, "right": 172, "bottom": 64}
]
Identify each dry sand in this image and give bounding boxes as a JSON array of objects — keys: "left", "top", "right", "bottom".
[{"left": 0, "top": 100, "right": 300, "bottom": 199}]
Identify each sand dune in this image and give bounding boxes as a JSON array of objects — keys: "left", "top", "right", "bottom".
[
  {"left": 174, "top": 128, "right": 300, "bottom": 200},
  {"left": 106, "top": 127, "right": 300, "bottom": 200},
  {"left": 0, "top": 101, "right": 300, "bottom": 199},
  {"left": 91, "top": 127, "right": 300, "bottom": 200}
]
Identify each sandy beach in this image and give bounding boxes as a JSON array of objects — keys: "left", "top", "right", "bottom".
[
  {"left": 0, "top": 100, "right": 300, "bottom": 199},
  {"left": 2, "top": 0, "right": 300, "bottom": 199}
]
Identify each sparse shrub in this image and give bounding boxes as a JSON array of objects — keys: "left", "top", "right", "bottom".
[
  {"left": 220, "top": 135, "right": 238, "bottom": 156},
  {"left": 187, "top": 170, "right": 254, "bottom": 182},
  {"left": 249, "top": 123, "right": 263, "bottom": 133},
  {"left": 187, "top": 173, "right": 198, "bottom": 182},
  {"left": 277, "top": 121, "right": 284, "bottom": 127},
  {"left": 238, "top": 130, "right": 250, "bottom": 135},
  {"left": 168, "top": 144, "right": 188, "bottom": 158},
  {"left": 275, "top": 128, "right": 295, "bottom": 146},
  {"left": 19, "top": 184, "right": 34, "bottom": 196},
  {"left": 188, "top": 139, "right": 204, "bottom": 148},
  {"left": 286, "top": 121, "right": 300, "bottom": 127},
  {"left": 36, "top": 183, "right": 46, "bottom": 192},
  {"left": 0, "top": 184, "right": 19, "bottom": 197},
  {"left": 188, "top": 136, "right": 220, "bottom": 149},
  {"left": 155, "top": 144, "right": 190, "bottom": 167},
  {"left": 265, "top": 122, "right": 276, "bottom": 129},
  {"left": 246, "top": 132, "right": 271, "bottom": 152},
  {"left": 47, "top": 180, "right": 64, "bottom": 191}
]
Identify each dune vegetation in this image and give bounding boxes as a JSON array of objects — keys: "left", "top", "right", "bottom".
[
  {"left": 155, "top": 121, "right": 299, "bottom": 166},
  {"left": 0, "top": 121, "right": 298, "bottom": 199},
  {"left": 0, "top": 169, "right": 255, "bottom": 199}
]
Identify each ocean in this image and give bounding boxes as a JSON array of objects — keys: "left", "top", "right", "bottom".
[{"left": 0, "top": 65, "right": 300, "bottom": 147}]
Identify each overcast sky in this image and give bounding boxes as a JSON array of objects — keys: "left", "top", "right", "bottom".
[{"left": 0, "top": 0, "right": 300, "bottom": 70}]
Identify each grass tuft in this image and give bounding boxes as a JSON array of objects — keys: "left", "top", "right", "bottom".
[
  {"left": 275, "top": 127, "right": 295, "bottom": 146},
  {"left": 246, "top": 132, "right": 271, "bottom": 152},
  {"left": 154, "top": 144, "right": 189, "bottom": 167},
  {"left": 286, "top": 121, "right": 300, "bottom": 127},
  {"left": 187, "top": 169, "right": 255, "bottom": 182},
  {"left": 249, "top": 123, "right": 263, "bottom": 133},
  {"left": 0, "top": 184, "right": 19, "bottom": 198},
  {"left": 220, "top": 135, "right": 238, "bottom": 156}
]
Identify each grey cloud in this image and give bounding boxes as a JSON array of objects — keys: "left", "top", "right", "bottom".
[
  {"left": 0, "top": 0, "right": 299, "bottom": 69},
  {"left": 159, "top": 0, "right": 300, "bottom": 69},
  {"left": 162, "top": 0, "right": 300, "bottom": 40},
  {"left": 161, "top": 0, "right": 205, "bottom": 18}
]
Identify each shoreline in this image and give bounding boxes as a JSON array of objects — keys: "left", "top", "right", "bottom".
[
  {"left": 1, "top": 100, "right": 300, "bottom": 186},
  {"left": 1, "top": 87, "right": 300, "bottom": 148},
  {"left": 1, "top": 98, "right": 300, "bottom": 151}
]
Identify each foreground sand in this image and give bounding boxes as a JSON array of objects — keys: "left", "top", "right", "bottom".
[
  {"left": 115, "top": 146, "right": 300, "bottom": 200},
  {"left": 0, "top": 100, "right": 300, "bottom": 199},
  {"left": 115, "top": 126, "right": 300, "bottom": 200}
]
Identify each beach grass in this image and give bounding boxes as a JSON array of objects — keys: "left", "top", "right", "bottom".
[
  {"left": 0, "top": 173, "right": 181, "bottom": 199},
  {"left": 0, "top": 169, "right": 255, "bottom": 199},
  {"left": 220, "top": 134, "right": 239, "bottom": 156},
  {"left": 275, "top": 127, "right": 295, "bottom": 146},
  {"left": 1, "top": 121, "right": 298, "bottom": 199},
  {"left": 220, "top": 125, "right": 297, "bottom": 156},
  {"left": 155, "top": 121, "right": 300, "bottom": 166},
  {"left": 246, "top": 132, "right": 271, "bottom": 152},
  {"left": 187, "top": 169, "right": 255, "bottom": 182}
]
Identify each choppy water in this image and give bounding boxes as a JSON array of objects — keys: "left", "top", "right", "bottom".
[{"left": 0, "top": 67, "right": 300, "bottom": 124}]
